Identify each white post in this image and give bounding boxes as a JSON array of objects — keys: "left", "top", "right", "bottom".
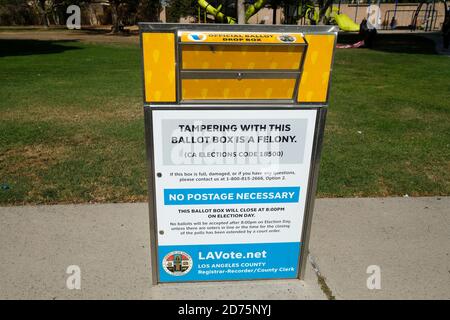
[{"left": 237, "top": 0, "right": 246, "bottom": 24}]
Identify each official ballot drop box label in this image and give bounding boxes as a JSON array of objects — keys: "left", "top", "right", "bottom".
[{"left": 152, "top": 109, "right": 317, "bottom": 282}]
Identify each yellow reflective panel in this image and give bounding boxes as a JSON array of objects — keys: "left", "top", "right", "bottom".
[
  {"left": 142, "top": 33, "right": 176, "bottom": 102},
  {"left": 182, "top": 79, "right": 296, "bottom": 100},
  {"left": 297, "top": 34, "right": 335, "bottom": 103},
  {"left": 182, "top": 45, "right": 305, "bottom": 70}
]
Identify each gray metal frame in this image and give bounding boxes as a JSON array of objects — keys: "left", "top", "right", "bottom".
[
  {"left": 139, "top": 24, "right": 337, "bottom": 285},
  {"left": 143, "top": 107, "right": 159, "bottom": 285},
  {"left": 139, "top": 23, "right": 338, "bottom": 33},
  {"left": 298, "top": 107, "right": 327, "bottom": 279}
]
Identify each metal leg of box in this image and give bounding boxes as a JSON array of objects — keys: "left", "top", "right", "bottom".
[
  {"left": 144, "top": 106, "right": 159, "bottom": 285},
  {"left": 298, "top": 107, "right": 327, "bottom": 280}
]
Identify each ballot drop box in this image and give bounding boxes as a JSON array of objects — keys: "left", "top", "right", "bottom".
[{"left": 139, "top": 24, "right": 337, "bottom": 284}]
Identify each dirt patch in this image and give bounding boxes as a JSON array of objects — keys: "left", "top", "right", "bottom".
[
  {"left": 376, "top": 177, "right": 391, "bottom": 197},
  {"left": 1, "top": 101, "right": 142, "bottom": 123},
  {"left": 0, "top": 144, "right": 70, "bottom": 177},
  {"left": 86, "top": 183, "right": 147, "bottom": 203},
  {"left": 0, "top": 28, "right": 139, "bottom": 45}
]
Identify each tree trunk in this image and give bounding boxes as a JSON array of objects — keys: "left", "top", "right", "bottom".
[
  {"left": 110, "top": 2, "right": 120, "bottom": 33},
  {"left": 272, "top": 6, "right": 277, "bottom": 24},
  {"left": 237, "top": 0, "right": 246, "bottom": 24},
  {"left": 149, "top": 3, "right": 162, "bottom": 22},
  {"left": 38, "top": 0, "right": 49, "bottom": 28}
]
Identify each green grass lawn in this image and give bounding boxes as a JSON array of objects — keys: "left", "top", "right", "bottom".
[{"left": 1, "top": 33, "right": 449, "bottom": 204}]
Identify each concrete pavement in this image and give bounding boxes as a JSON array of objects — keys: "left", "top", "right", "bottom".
[
  {"left": 310, "top": 197, "right": 450, "bottom": 300},
  {"left": 0, "top": 197, "right": 448, "bottom": 299},
  {"left": 0, "top": 203, "right": 324, "bottom": 300}
]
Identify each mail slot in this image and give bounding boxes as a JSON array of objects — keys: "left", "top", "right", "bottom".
[
  {"left": 178, "top": 31, "right": 307, "bottom": 102},
  {"left": 181, "top": 44, "right": 305, "bottom": 70},
  {"left": 181, "top": 78, "right": 297, "bottom": 100}
]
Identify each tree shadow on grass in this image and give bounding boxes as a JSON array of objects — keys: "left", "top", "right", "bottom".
[
  {"left": 0, "top": 39, "right": 81, "bottom": 58},
  {"left": 337, "top": 32, "right": 438, "bottom": 55},
  {"left": 81, "top": 27, "right": 139, "bottom": 36}
]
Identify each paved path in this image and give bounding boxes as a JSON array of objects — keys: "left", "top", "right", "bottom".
[
  {"left": 0, "top": 203, "right": 324, "bottom": 300},
  {"left": 0, "top": 29, "right": 139, "bottom": 45},
  {"left": 310, "top": 197, "right": 450, "bottom": 299},
  {"left": 0, "top": 197, "right": 448, "bottom": 299}
]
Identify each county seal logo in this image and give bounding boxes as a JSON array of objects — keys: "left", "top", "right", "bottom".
[
  {"left": 278, "top": 34, "right": 296, "bottom": 43},
  {"left": 188, "top": 33, "right": 207, "bottom": 42},
  {"left": 162, "top": 251, "right": 193, "bottom": 276}
]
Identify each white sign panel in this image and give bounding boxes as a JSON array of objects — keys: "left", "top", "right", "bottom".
[{"left": 152, "top": 109, "right": 317, "bottom": 282}]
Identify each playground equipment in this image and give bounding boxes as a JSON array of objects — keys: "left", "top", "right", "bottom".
[
  {"left": 197, "top": 0, "right": 268, "bottom": 24},
  {"left": 332, "top": 13, "right": 360, "bottom": 31},
  {"left": 197, "top": 0, "right": 236, "bottom": 24},
  {"left": 409, "top": 0, "right": 447, "bottom": 31},
  {"left": 329, "top": 7, "right": 360, "bottom": 31},
  {"left": 297, "top": 0, "right": 319, "bottom": 25},
  {"left": 245, "top": 0, "right": 267, "bottom": 21},
  {"left": 380, "top": 0, "right": 449, "bottom": 30},
  {"left": 410, "top": 0, "right": 436, "bottom": 31},
  {"left": 299, "top": 3, "right": 360, "bottom": 32},
  {"left": 195, "top": 0, "right": 447, "bottom": 33},
  {"left": 196, "top": 0, "right": 359, "bottom": 32}
]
